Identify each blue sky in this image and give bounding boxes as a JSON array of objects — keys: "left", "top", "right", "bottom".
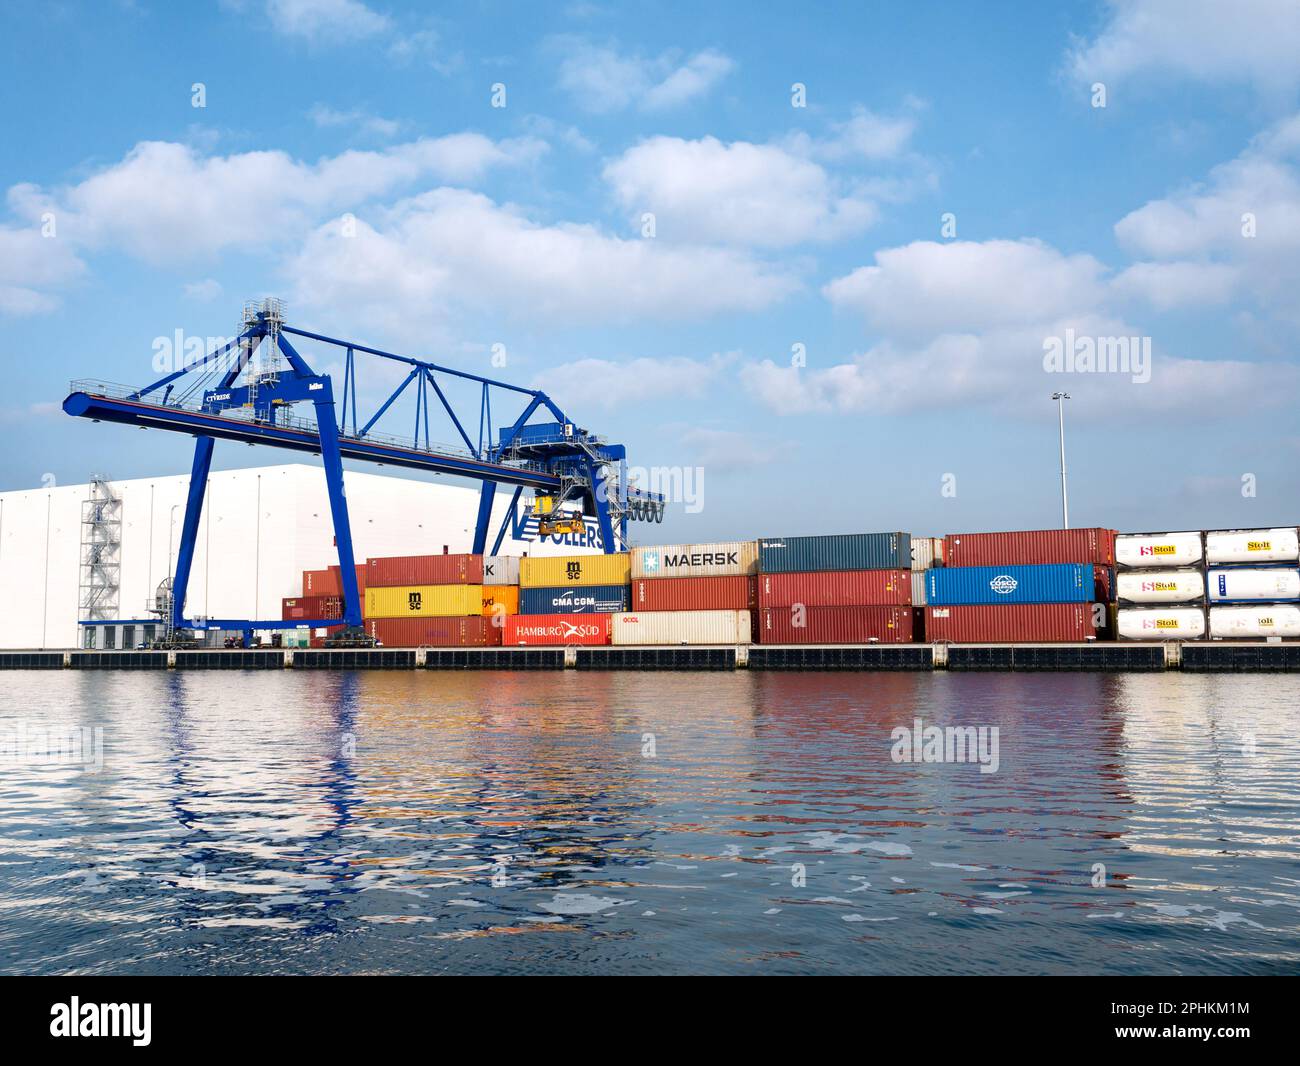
[{"left": 2, "top": 0, "right": 1299, "bottom": 542}]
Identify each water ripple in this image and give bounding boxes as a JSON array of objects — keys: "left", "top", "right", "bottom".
[{"left": 1, "top": 670, "right": 1298, "bottom": 974}]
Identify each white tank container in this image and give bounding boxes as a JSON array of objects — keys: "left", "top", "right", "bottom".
[
  {"left": 611, "top": 609, "right": 752, "bottom": 645},
  {"left": 1116, "top": 569, "right": 1205, "bottom": 604},
  {"left": 1204, "top": 527, "right": 1300, "bottom": 564},
  {"left": 1115, "top": 532, "right": 1203, "bottom": 569},
  {"left": 630, "top": 541, "right": 759, "bottom": 579},
  {"left": 1116, "top": 607, "right": 1206, "bottom": 640},
  {"left": 1209, "top": 605, "right": 1300, "bottom": 638},
  {"left": 1206, "top": 568, "right": 1300, "bottom": 602}
]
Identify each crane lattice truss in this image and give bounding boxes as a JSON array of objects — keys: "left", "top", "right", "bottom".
[{"left": 62, "top": 301, "right": 664, "bottom": 636}]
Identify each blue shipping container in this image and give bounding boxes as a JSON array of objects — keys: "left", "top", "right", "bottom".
[
  {"left": 520, "top": 584, "right": 630, "bottom": 614},
  {"left": 759, "top": 532, "right": 911, "bottom": 573},
  {"left": 926, "top": 563, "right": 1093, "bottom": 606}
]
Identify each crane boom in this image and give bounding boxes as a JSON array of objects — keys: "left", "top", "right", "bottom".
[{"left": 62, "top": 300, "right": 665, "bottom": 641}]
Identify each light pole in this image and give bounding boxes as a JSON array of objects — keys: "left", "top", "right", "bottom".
[
  {"left": 1052, "top": 392, "right": 1070, "bottom": 529},
  {"left": 167, "top": 503, "right": 180, "bottom": 577}
]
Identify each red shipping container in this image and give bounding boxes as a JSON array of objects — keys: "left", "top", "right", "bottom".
[
  {"left": 282, "top": 595, "right": 343, "bottom": 620},
  {"left": 758, "top": 605, "right": 913, "bottom": 644},
  {"left": 631, "top": 575, "right": 756, "bottom": 611},
  {"left": 303, "top": 564, "right": 366, "bottom": 597},
  {"left": 943, "top": 528, "right": 1116, "bottom": 567},
  {"left": 504, "top": 614, "right": 611, "bottom": 645},
  {"left": 924, "top": 603, "right": 1098, "bottom": 642},
  {"left": 365, "top": 616, "right": 502, "bottom": 647},
  {"left": 302, "top": 568, "right": 341, "bottom": 596},
  {"left": 325, "top": 563, "right": 368, "bottom": 594},
  {"left": 366, "top": 553, "right": 483, "bottom": 587},
  {"left": 757, "top": 569, "right": 911, "bottom": 608}
]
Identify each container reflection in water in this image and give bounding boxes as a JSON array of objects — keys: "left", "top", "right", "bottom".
[{"left": 5, "top": 670, "right": 1300, "bottom": 975}]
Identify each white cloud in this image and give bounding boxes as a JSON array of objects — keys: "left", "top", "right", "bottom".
[
  {"left": 5, "top": 134, "right": 545, "bottom": 265},
  {"left": 308, "top": 104, "right": 402, "bottom": 139},
  {"left": 0, "top": 225, "right": 85, "bottom": 315},
  {"left": 183, "top": 278, "right": 224, "bottom": 302},
  {"left": 286, "top": 189, "right": 798, "bottom": 339},
  {"left": 519, "top": 115, "right": 596, "bottom": 154},
  {"left": 531, "top": 353, "right": 733, "bottom": 411},
  {"left": 675, "top": 426, "right": 782, "bottom": 470},
  {"left": 750, "top": 229, "right": 1297, "bottom": 421},
  {"left": 552, "top": 38, "right": 734, "bottom": 113},
  {"left": 1115, "top": 111, "right": 1300, "bottom": 322},
  {"left": 1066, "top": 0, "right": 1300, "bottom": 91},
  {"left": 387, "top": 27, "right": 461, "bottom": 74},
  {"left": 641, "top": 50, "right": 735, "bottom": 111},
  {"left": 741, "top": 321, "right": 1298, "bottom": 420},
  {"left": 824, "top": 239, "right": 1108, "bottom": 336},
  {"left": 603, "top": 136, "right": 876, "bottom": 246},
  {"left": 788, "top": 106, "right": 918, "bottom": 163},
  {"left": 266, "top": 0, "right": 390, "bottom": 44},
  {"left": 1111, "top": 260, "right": 1238, "bottom": 310}
]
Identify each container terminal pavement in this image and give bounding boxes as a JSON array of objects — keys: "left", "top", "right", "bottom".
[{"left": 8, "top": 526, "right": 1299, "bottom": 673}]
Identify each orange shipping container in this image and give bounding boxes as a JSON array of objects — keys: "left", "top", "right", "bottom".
[
  {"left": 302, "top": 568, "right": 341, "bottom": 596},
  {"left": 481, "top": 585, "right": 519, "bottom": 618}
]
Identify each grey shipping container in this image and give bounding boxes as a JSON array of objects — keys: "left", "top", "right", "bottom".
[
  {"left": 758, "top": 532, "right": 911, "bottom": 573},
  {"left": 910, "top": 536, "right": 944, "bottom": 571},
  {"left": 911, "top": 571, "right": 928, "bottom": 606}
]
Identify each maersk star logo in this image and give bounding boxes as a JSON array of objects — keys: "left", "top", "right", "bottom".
[
  {"left": 990, "top": 575, "right": 1018, "bottom": 595},
  {"left": 643, "top": 551, "right": 659, "bottom": 573}
]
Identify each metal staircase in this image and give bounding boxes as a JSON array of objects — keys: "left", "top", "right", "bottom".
[{"left": 78, "top": 475, "right": 122, "bottom": 622}]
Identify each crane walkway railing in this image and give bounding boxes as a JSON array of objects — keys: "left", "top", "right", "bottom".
[{"left": 67, "top": 379, "right": 552, "bottom": 477}]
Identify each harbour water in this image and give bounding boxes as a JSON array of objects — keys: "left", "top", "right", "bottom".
[{"left": 1, "top": 670, "right": 1298, "bottom": 975}]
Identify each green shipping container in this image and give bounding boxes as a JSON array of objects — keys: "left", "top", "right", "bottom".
[{"left": 758, "top": 532, "right": 911, "bottom": 573}]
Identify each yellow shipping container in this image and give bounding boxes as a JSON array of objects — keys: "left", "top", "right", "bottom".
[
  {"left": 366, "top": 584, "right": 483, "bottom": 618},
  {"left": 519, "top": 553, "right": 631, "bottom": 588},
  {"left": 481, "top": 585, "right": 519, "bottom": 618}
]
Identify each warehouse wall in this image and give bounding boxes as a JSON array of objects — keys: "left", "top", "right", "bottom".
[{"left": 0, "top": 463, "right": 600, "bottom": 649}]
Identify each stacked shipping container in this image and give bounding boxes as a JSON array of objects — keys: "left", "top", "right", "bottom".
[
  {"left": 273, "top": 525, "right": 1300, "bottom": 650},
  {"left": 1114, "top": 532, "right": 1207, "bottom": 640},
  {"left": 508, "top": 552, "right": 631, "bottom": 644},
  {"left": 363, "top": 553, "right": 507, "bottom": 647},
  {"left": 925, "top": 529, "right": 1115, "bottom": 642},
  {"left": 614, "top": 542, "right": 757, "bottom": 645},
  {"left": 1204, "top": 527, "right": 1300, "bottom": 639},
  {"left": 756, "top": 532, "right": 914, "bottom": 644}
]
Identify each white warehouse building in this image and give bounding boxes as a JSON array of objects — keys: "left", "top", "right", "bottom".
[{"left": 0, "top": 464, "right": 603, "bottom": 650}]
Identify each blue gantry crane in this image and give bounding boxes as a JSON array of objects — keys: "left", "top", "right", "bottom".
[{"left": 62, "top": 300, "right": 665, "bottom": 642}]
